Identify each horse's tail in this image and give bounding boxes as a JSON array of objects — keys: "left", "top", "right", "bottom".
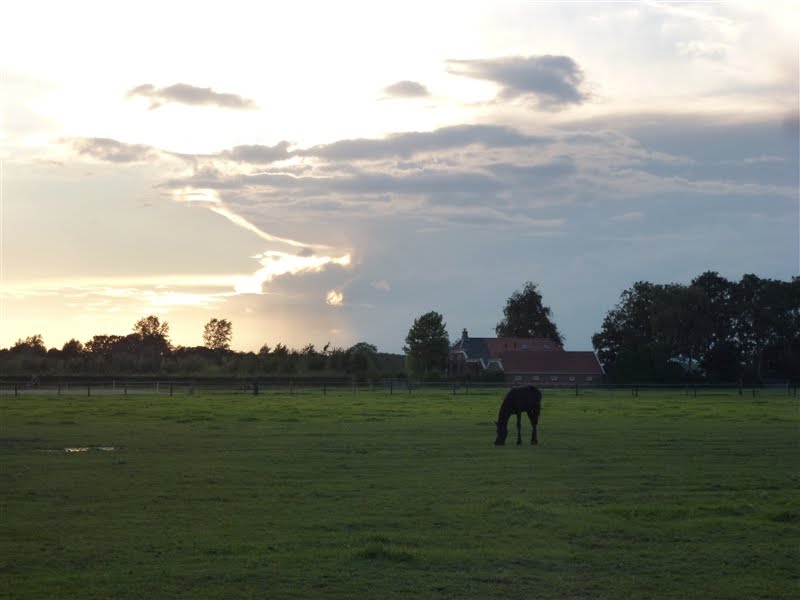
[{"left": 530, "top": 385, "right": 542, "bottom": 417}]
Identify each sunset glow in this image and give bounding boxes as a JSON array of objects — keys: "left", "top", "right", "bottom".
[{"left": 2, "top": 0, "right": 797, "bottom": 352}]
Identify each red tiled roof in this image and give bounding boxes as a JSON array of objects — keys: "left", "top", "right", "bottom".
[
  {"left": 498, "top": 350, "right": 604, "bottom": 375},
  {"left": 485, "top": 337, "right": 561, "bottom": 355}
]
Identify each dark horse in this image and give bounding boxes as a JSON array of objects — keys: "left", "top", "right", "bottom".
[{"left": 494, "top": 385, "right": 542, "bottom": 446}]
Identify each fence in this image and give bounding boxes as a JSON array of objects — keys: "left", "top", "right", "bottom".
[{"left": 0, "top": 378, "right": 796, "bottom": 398}]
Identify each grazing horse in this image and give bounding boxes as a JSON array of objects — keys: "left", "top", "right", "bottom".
[{"left": 494, "top": 385, "right": 542, "bottom": 446}]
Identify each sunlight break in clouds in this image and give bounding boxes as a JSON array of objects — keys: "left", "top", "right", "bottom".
[
  {"left": 174, "top": 187, "right": 352, "bottom": 296},
  {"left": 326, "top": 289, "right": 345, "bottom": 306},
  {"left": 235, "top": 252, "right": 352, "bottom": 295},
  {"left": 176, "top": 187, "right": 331, "bottom": 250}
]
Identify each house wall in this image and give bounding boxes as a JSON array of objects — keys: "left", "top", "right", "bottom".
[{"left": 505, "top": 372, "right": 601, "bottom": 386}]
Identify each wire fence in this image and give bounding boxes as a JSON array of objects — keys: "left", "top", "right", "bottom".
[{"left": 0, "top": 378, "right": 796, "bottom": 398}]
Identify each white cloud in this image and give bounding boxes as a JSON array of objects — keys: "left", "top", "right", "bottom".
[{"left": 325, "top": 289, "right": 344, "bottom": 306}]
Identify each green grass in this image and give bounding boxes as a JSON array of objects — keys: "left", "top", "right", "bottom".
[{"left": 1, "top": 389, "right": 797, "bottom": 599}]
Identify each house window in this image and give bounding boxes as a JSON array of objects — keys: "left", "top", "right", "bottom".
[
  {"left": 532, "top": 375, "right": 540, "bottom": 381},
  {"left": 550, "top": 376, "right": 558, "bottom": 381},
  {"left": 569, "top": 376, "right": 575, "bottom": 382},
  {"left": 514, "top": 376, "right": 522, "bottom": 382},
  {"left": 586, "top": 376, "right": 593, "bottom": 382}
]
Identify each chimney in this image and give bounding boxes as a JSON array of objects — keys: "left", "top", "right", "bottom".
[{"left": 462, "top": 328, "right": 468, "bottom": 342}]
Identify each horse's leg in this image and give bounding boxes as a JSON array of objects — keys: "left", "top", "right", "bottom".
[
  {"left": 527, "top": 410, "right": 538, "bottom": 445},
  {"left": 516, "top": 412, "right": 522, "bottom": 445}
]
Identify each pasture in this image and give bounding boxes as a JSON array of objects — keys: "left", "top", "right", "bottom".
[{"left": 1, "top": 388, "right": 797, "bottom": 599}]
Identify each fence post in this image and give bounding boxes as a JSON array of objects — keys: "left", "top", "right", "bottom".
[
  {"left": 14, "top": 384, "right": 18, "bottom": 397},
  {"left": 124, "top": 382, "right": 127, "bottom": 396},
  {"left": 170, "top": 383, "right": 174, "bottom": 397},
  {"left": 87, "top": 384, "right": 91, "bottom": 397}
]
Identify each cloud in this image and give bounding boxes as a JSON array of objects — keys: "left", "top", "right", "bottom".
[
  {"left": 371, "top": 280, "right": 391, "bottom": 292},
  {"left": 446, "top": 55, "right": 589, "bottom": 109},
  {"left": 172, "top": 186, "right": 332, "bottom": 250},
  {"left": 126, "top": 83, "right": 257, "bottom": 110},
  {"left": 70, "top": 137, "right": 158, "bottom": 163},
  {"left": 234, "top": 252, "right": 351, "bottom": 295},
  {"left": 611, "top": 211, "right": 645, "bottom": 223},
  {"left": 677, "top": 40, "right": 729, "bottom": 61},
  {"left": 297, "top": 124, "right": 547, "bottom": 161},
  {"left": 383, "top": 80, "right": 431, "bottom": 98},
  {"left": 325, "top": 289, "right": 344, "bottom": 306},
  {"left": 222, "top": 141, "right": 292, "bottom": 164}
]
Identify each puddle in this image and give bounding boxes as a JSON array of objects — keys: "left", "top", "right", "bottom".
[{"left": 39, "top": 446, "right": 122, "bottom": 453}]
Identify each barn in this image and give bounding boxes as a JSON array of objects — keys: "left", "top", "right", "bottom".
[{"left": 449, "top": 329, "right": 604, "bottom": 385}]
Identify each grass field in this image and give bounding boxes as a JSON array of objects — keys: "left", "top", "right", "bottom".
[{"left": 1, "top": 389, "right": 797, "bottom": 599}]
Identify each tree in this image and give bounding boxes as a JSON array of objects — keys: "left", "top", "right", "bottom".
[
  {"left": 495, "top": 282, "right": 564, "bottom": 346},
  {"left": 591, "top": 281, "right": 693, "bottom": 382},
  {"left": 733, "top": 275, "right": 800, "bottom": 381},
  {"left": 61, "top": 339, "right": 85, "bottom": 357},
  {"left": 85, "top": 335, "right": 124, "bottom": 359},
  {"left": 132, "top": 315, "right": 172, "bottom": 362},
  {"left": 11, "top": 335, "right": 47, "bottom": 356},
  {"left": 133, "top": 315, "right": 170, "bottom": 339},
  {"left": 403, "top": 311, "right": 450, "bottom": 376},
  {"left": 203, "top": 318, "right": 232, "bottom": 351},
  {"left": 346, "top": 342, "right": 378, "bottom": 378},
  {"left": 691, "top": 271, "right": 738, "bottom": 380}
]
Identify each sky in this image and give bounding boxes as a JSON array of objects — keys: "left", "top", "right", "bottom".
[{"left": 1, "top": 0, "right": 798, "bottom": 354}]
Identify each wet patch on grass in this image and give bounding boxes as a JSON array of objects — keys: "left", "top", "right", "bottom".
[{"left": 38, "top": 446, "right": 123, "bottom": 453}]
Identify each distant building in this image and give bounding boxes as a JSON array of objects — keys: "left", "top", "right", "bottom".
[{"left": 449, "top": 329, "right": 604, "bottom": 385}]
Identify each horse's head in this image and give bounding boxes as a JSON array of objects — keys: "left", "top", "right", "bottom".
[{"left": 494, "top": 420, "right": 508, "bottom": 446}]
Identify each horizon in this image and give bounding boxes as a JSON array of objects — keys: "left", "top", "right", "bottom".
[{"left": 2, "top": 1, "right": 798, "bottom": 355}]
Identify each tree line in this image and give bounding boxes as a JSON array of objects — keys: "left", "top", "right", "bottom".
[
  {"left": 592, "top": 272, "right": 799, "bottom": 383},
  {"left": 1, "top": 317, "right": 404, "bottom": 380},
  {"left": 393, "top": 273, "right": 799, "bottom": 384},
  {"left": 2, "top": 272, "right": 798, "bottom": 383}
]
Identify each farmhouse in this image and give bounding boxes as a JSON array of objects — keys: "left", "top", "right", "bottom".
[{"left": 449, "top": 329, "right": 604, "bottom": 385}]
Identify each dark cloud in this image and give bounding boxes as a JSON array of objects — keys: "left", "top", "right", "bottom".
[
  {"left": 126, "top": 83, "right": 257, "bottom": 110},
  {"left": 222, "top": 142, "right": 292, "bottom": 164},
  {"left": 446, "top": 55, "right": 589, "bottom": 109},
  {"left": 486, "top": 157, "right": 577, "bottom": 183},
  {"left": 70, "top": 137, "right": 157, "bottom": 163},
  {"left": 383, "top": 80, "right": 431, "bottom": 98},
  {"left": 297, "top": 124, "right": 548, "bottom": 161}
]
